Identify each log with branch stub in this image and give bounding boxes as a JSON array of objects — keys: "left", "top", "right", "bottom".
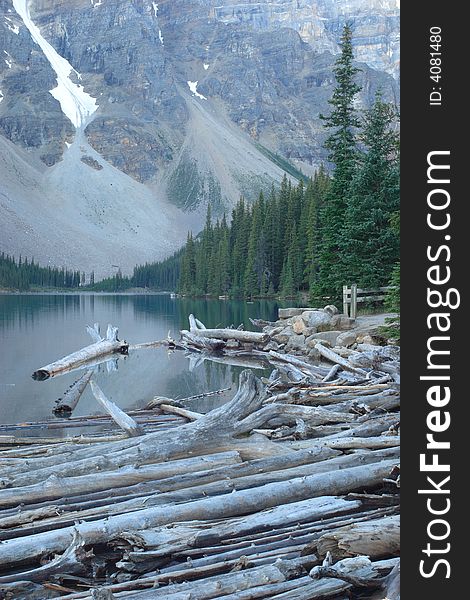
[
  {"left": 0, "top": 455, "right": 397, "bottom": 567},
  {"left": 53, "top": 370, "right": 94, "bottom": 417},
  {"left": 188, "top": 314, "right": 268, "bottom": 344},
  {"left": 32, "top": 324, "right": 128, "bottom": 380},
  {"left": 313, "top": 515, "right": 400, "bottom": 560},
  {"left": 1, "top": 305, "right": 401, "bottom": 598},
  {"left": 90, "top": 380, "right": 143, "bottom": 438}
]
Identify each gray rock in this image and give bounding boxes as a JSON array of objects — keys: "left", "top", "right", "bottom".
[
  {"left": 300, "top": 310, "right": 332, "bottom": 331},
  {"left": 278, "top": 308, "right": 312, "bottom": 319},
  {"left": 273, "top": 327, "right": 295, "bottom": 345},
  {"left": 286, "top": 334, "right": 306, "bottom": 352},
  {"left": 292, "top": 318, "right": 307, "bottom": 334},
  {"left": 330, "top": 315, "right": 356, "bottom": 331},
  {"left": 309, "top": 330, "right": 342, "bottom": 347},
  {"left": 308, "top": 347, "right": 321, "bottom": 361},
  {"left": 263, "top": 340, "right": 279, "bottom": 352},
  {"left": 336, "top": 331, "right": 358, "bottom": 348},
  {"left": 323, "top": 304, "right": 339, "bottom": 317}
]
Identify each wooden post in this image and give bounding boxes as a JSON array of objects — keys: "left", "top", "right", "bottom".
[
  {"left": 342, "top": 285, "right": 349, "bottom": 317},
  {"left": 351, "top": 284, "right": 357, "bottom": 320}
]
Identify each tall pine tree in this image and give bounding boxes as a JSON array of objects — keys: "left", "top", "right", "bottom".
[
  {"left": 315, "top": 23, "right": 361, "bottom": 299},
  {"left": 339, "top": 93, "right": 400, "bottom": 287}
]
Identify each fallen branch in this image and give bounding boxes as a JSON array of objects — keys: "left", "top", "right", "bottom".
[
  {"left": 32, "top": 324, "right": 128, "bottom": 380},
  {"left": 53, "top": 370, "right": 94, "bottom": 416},
  {"left": 90, "top": 381, "right": 143, "bottom": 438}
]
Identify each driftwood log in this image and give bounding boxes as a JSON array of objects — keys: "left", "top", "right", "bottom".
[
  {"left": 313, "top": 515, "right": 400, "bottom": 560},
  {"left": 32, "top": 324, "right": 128, "bottom": 380},
  {"left": 53, "top": 370, "right": 94, "bottom": 416},
  {"left": 2, "top": 303, "right": 401, "bottom": 598},
  {"left": 90, "top": 380, "right": 143, "bottom": 437},
  {"left": 186, "top": 314, "right": 268, "bottom": 344}
]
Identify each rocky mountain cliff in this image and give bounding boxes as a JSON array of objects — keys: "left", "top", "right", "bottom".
[{"left": 0, "top": 0, "right": 399, "bottom": 277}]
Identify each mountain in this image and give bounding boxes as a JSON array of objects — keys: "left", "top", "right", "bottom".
[{"left": 0, "top": 0, "right": 399, "bottom": 278}]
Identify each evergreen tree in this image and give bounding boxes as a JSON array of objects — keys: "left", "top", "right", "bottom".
[
  {"left": 244, "top": 194, "right": 265, "bottom": 298},
  {"left": 304, "top": 166, "right": 330, "bottom": 295},
  {"left": 316, "top": 23, "right": 362, "bottom": 298},
  {"left": 339, "top": 93, "right": 399, "bottom": 287}
]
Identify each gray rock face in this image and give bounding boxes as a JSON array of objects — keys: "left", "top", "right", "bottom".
[
  {"left": 0, "top": 0, "right": 399, "bottom": 273},
  {"left": 209, "top": 0, "right": 400, "bottom": 79},
  {"left": 0, "top": 0, "right": 74, "bottom": 165}
]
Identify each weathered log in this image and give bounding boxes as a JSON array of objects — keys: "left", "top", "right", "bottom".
[
  {"left": 258, "top": 578, "right": 350, "bottom": 600},
  {"left": 146, "top": 387, "right": 231, "bottom": 409},
  {"left": 310, "top": 555, "right": 399, "bottom": 588},
  {"left": 206, "top": 576, "right": 314, "bottom": 600},
  {"left": 62, "top": 559, "right": 313, "bottom": 599},
  {"left": 382, "top": 561, "right": 400, "bottom": 600},
  {"left": 188, "top": 315, "right": 268, "bottom": 344},
  {"left": 188, "top": 352, "right": 269, "bottom": 370},
  {"left": 114, "top": 504, "right": 394, "bottom": 560},
  {"left": 322, "top": 364, "right": 341, "bottom": 382},
  {"left": 0, "top": 459, "right": 396, "bottom": 567},
  {"left": 283, "top": 436, "right": 400, "bottom": 451},
  {"left": 315, "top": 343, "right": 368, "bottom": 375},
  {"left": 181, "top": 331, "right": 226, "bottom": 352},
  {"left": 268, "top": 351, "right": 325, "bottom": 377},
  {"left": 0, "top": 530, "right": 87, "bottom": 584},
  {"left": 1, "top": 456, "right": 391, "bottom": 533},
  {"left": 32, "top": 324, "right": 128, "bottom": 380},
  {"left": 53, "top": 370, "right": 94, "bottom": 416},
  {"left": 158, "top": 404, "right": 203, "bottom": 421},
  {"left": 314, "top": 515, "right": 400, "bottom": 560},
  {"left": 0, "top": 452, "right": 242, "bottom": 508},
  {"left": 249, "top": 317, "right": 275, "bottom": 329},
  {"left": 90, "top": 381, "right": 143, "bottom": 437},
  {"left": 2, "top": 371, "right": 273, "bottom": 483},
  {"left": 235, "top": 404, "right": 355, "bottom": 434}
]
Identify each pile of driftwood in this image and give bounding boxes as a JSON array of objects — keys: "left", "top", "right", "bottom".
[{"left": 0, "top": 316, "right": 400, "bottom": 599}]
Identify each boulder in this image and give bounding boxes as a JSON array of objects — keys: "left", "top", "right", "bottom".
[
  {"left": 356, "top": 334, "right": 376, "bottom": 345},
  {"left": 323, "top": 304, "right": 340, "bottom": 317},
  {"left": 300, "top": 310, "right": 332, "bottom": 331},
  {"left": 263, "top": 340, "right": 280, "bottom": 352},
  {"left": 292, "top": 318, "right": 307, "bottom": 334},
  {"left": 305, "top": 335, "right": 319, "bottom": 349},
  {"left": 278, "top": 308, "right": 313, "bottom": 319},
  {"left": 308, "top": 347, "right": 321, "bottom": 361},
  {"left": 286, "top": 334, "right": 306, "bottom": 352},
  {"left": 273, "top": 327, "right": 295, "bottom": 345},
  {"left": 336, "top": 331, "right": 359, "bottom": 348},
  {"left": 309, "top": 330, "right": 343, "bottom": 347},
  {"left": 330, "top": 314, "right": 356, "bottom": 331}
]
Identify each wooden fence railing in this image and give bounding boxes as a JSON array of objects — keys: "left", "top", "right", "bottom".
[{"left": 342, "top": 284, "right": 393, "bottom": 319}]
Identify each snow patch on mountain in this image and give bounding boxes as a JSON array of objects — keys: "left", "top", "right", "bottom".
[
  {"left": 12, "top": 0, "right": 98, "bottom": 129},
  {"left": 187, "top": 81, "right": 207, "bottom": 100},
  {"left": 4, "top": 16, "right": 19, "bottom": 34}
]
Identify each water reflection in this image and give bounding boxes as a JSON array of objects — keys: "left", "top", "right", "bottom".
[{"left": 0, "top": 294, "right": 298, "bottom": 429}]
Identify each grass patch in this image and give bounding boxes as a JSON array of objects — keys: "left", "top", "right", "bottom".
[{"left": 254, "top": 143, "right": 306, "bottom": 182}]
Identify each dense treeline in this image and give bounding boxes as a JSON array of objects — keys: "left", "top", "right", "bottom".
[
  {"left": 159, "top": 25, "right": 400, "bottom": 301},
  {"left": 1, "top": 25, "right": 399, "bottom": 301},
  {"left": 0, "top": 254, "right": 83, "bottom": 291},
  {"left": 178, "top": 173, "right": 330, "bottom": 298},
  {"left": 87, "top": 249, "right": 183, "bottom": 292}
]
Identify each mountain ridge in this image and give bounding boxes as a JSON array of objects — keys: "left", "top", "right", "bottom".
[{"left": 0, "top": 0, "right": 399, "bottom": 277}]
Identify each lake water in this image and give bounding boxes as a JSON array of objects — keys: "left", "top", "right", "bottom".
[{"left": 0, "top": 294, "right": 294, "bottom": 433}]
